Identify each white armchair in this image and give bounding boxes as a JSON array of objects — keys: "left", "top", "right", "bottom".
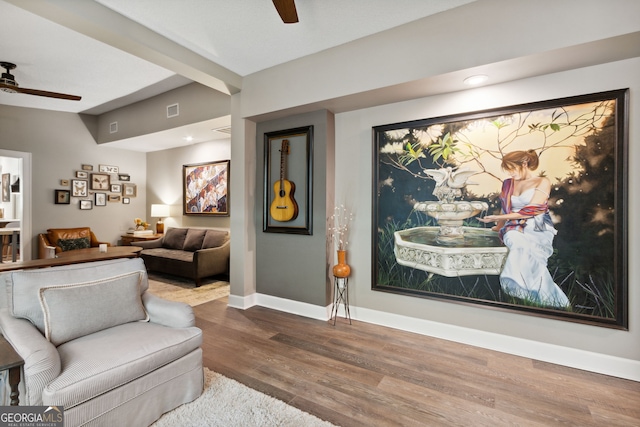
[{"left": 0, "top": 258, "right": 203, "bottom": 426}]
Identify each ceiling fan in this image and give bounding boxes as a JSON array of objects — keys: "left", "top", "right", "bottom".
[
  {"left": 0, "top": 62, "right": 81, "bottom": 101},
  {"left": 272, "top": 0, "right": 299, "bottom": 24}
]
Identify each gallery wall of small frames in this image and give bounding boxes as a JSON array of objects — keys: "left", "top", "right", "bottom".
[{"left": 54, "top": 164, "right": 137, "bottom": 210}]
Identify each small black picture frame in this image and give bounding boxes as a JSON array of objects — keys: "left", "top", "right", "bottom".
[
  {"left": 55, "top": 189, "right": 70, "bottom": 204},
  {"left": 79, "top": 200, "right": 93, "bottom": 210}
]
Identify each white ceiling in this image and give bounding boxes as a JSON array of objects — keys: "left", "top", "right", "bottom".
[{"left": 0, "top": 0, "right": 476, "bottom": 151}]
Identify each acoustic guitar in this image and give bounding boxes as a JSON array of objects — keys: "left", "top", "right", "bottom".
[{"left": 270, "top": 139, "right": 299, "bottom": 222}]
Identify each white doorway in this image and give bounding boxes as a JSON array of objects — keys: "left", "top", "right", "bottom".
[{"left": 0, "top": 150, "right": 32, "bottom": 262}]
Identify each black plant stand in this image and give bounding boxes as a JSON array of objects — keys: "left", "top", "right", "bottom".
[{"left": 331, "top": 276, "right": 351, "bottom": 325}]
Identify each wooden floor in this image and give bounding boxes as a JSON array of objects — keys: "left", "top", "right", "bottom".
[{"left": 195, "top": 298, "right": 640, "bottom": 427}]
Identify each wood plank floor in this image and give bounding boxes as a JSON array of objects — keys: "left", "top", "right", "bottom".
[{"left": 195, "top": 298, "right": 640, "bottom": 426}]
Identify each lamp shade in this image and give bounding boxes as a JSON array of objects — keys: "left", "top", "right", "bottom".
[{"left": 151, "top": 204, "right": 170, "bottom": 218}]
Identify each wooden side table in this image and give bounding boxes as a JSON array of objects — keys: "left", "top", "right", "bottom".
[
  {"left": 121, "top": 233, "right": 162, "bottom": 246},
  {"left": 0, "top": 335, "right": 24, "bottom": 405}
]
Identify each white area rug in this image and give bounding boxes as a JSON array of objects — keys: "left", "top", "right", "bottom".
[{"left": 151, "top": 368, "right": 337, "bottom": 427}]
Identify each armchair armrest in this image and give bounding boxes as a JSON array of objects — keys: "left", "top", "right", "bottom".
[
  {"left": 136, "top": 238, "right": 163, "bottom": 249},
  {"left": 89, "top": 231, "right": 111, "bottom": 248},
  {"left": 38, "top": 234, "right": 56, "bottom": 259},
  {"left": 142, "top": 293, "right": 195, "bottom": 328},
  {"left": 0, "top": 309, "right": 61, "bottom": 406}
]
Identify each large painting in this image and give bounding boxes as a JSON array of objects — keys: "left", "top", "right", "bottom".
[
  {"left": 183, "top": 160, "right": 229, "bottom": 216},
  {"left": 372, "top": 89, "right": 628, "bottom": 329}
]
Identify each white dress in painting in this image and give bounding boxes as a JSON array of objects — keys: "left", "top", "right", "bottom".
[{"left": 500, "top": 188, "right": 571, "bottom": 308}]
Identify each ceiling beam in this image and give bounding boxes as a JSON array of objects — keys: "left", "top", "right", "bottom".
[{"left": 6, "top": 0, "right": 242, "bottom": 95}]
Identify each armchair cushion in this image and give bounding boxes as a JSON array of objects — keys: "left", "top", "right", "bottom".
[
  {"left": 8, "top": 258, "right": 148, "bottom": 334},
  {"left": 56, "top": 237, "right": 90, "bottom": 252},
  {"left": 40, "top": 271, "right": 148, "bottom": 346}
]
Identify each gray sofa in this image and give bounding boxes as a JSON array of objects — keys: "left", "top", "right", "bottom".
[
  {"left": 136, "top": 227, "right": 230, "bottom": 287},
  {"left": 0, "top": 258, "right": 203, "bottom": 427}
]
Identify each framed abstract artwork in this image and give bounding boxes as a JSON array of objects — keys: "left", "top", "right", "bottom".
[
  {"left": 183, "top": 160, "right": 229, "bottom": 216},
  {"left": 372, "top": 89, "right": 628, "bottom": 329}
]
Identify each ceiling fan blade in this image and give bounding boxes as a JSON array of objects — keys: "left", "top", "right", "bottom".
[
  {"left": 272, "top": 0, "right": 298, "bottom": 23},
  {"left": 0, "top": 83, "right": 81, "bottom": 101}
]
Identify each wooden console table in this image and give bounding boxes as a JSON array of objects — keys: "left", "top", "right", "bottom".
[
  {"left": 0, "top": 246, "right": 142, "bottom": 273},
  {"left": 121, "top": 233, "right": 162, "bottom": 246}
]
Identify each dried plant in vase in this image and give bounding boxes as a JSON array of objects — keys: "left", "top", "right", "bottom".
[{"left": 328, "top": 205, "right": 354, "bottom": 278}]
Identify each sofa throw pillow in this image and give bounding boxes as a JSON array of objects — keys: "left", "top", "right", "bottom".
[
  {"left": 163, "top": 228, "right": 188, "bottom": 250},
  {"left": 202, "top": 230, "right": 228, "bottom": 249},
  {"left": 57, "top": 237, "right": 90, "bottom": 252},
  {"left": 183, "top": 229, "right": 207, "bottom": 251},
  {"left": 39, "top": 271, "right": 148, "bottom": 346}
]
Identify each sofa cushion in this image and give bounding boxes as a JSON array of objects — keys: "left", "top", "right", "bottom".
[
  {"left": 9, "top": 258, "right": 148, "bottom": 334},
  {"left": 57, "top": 237, "right": 91, "bottom": 252},
  {"left": 141, "top": 248, "right": 194, "bottom": 263},
  {"left": 183, "top": 229, "right": 207, "bottom": 251},
  {"left": 43, "top": 322, "right": 202, "bottom": 409},
  {"left": 163, "top": 228, "right": 188, "bottom": 250},
  {"left": 40, "top": 271, "right": 148, "bottom": 346},
  {"left": 202, "top": 229, "right": 228, "bottom": 249}
]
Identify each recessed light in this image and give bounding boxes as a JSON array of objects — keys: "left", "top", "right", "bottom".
[
  {"left": 463, "top": 75, "right": 488, "bottom": 86},
  {"left": 184, "top": 136, "right": 193, "bottom": 142}
]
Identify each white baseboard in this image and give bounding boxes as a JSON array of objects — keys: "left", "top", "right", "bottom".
[{"left": 227, "top": 293, "right": 640, "bottom": 382}]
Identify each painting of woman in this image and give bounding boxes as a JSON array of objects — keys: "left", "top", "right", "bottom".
[{"left": 478, "top": 150, "right": 571, "bottom": 308}]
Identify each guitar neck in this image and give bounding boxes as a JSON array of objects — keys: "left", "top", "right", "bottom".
[{"left": 279, "top": 139, "right": 289, "bottom": 182}]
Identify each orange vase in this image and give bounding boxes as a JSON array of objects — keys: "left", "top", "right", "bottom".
[{"left": 332, "top": 250, "right": 351, "bottom": 278}]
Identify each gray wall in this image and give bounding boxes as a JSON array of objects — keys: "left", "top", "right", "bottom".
[
  {"left": 255, "top": 110, "right": 334, "bottom": 305},
  {"left": 146, "top": 139, "right": 231, "bottom": 231},
  {"left": 0, "top": 104, "right": 147, "bottom": 258},
  {"left": 97, "top": 83, "right": 230, "bottom": 143}
]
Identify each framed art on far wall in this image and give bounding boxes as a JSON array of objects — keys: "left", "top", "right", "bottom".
[
  {"left": 122, "top": 183, "right": 137, "bottom": 197},
  {"left": 95, "top": 192, "right": 107, "bottom": 206},
  {"left": 183, "top": 160, "right": 230, "bottom": 216},
  {"left": 263, "top": 126, "right": 313, "bottom": 235},
  {"left": 55, "top": 189, "right": 70, "bottom": 204},
  {"left": 1, "top": 174, "right": 9, "bottom": 202},
  {"left": 71, "top": 179, "right": 88, "bottom": 197}
]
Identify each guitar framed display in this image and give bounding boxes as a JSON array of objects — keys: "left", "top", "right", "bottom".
[{"left": 263, "top": 126, "right": 313, "bottom": 234}]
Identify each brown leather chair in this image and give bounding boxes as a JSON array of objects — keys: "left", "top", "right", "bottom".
[{"left": 38, "top": 227, "right": 111, "bottom": 259}]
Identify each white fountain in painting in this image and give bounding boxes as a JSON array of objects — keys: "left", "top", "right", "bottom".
[{"left": 394, "top": 167, "right": 508, "bottom": 277}]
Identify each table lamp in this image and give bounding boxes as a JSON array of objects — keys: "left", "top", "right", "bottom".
[{"left": 151, "top": 204, "right": 170, "bottom": 234}]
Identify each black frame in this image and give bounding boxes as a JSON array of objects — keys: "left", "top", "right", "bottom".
[
  {"left": 372, "top": 89, "right": 628, "bottom": 329},
  {"left": 263, "top": 126, "right": 313, "bottom": 235},
  {"left": 183, "top": 160, "right": 230, "bottom": 216},
  {"left": 55, "top": 189, "right": 70, "bottom": 204}
]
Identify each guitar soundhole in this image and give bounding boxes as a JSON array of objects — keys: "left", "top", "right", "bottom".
[{"left": 279, "top": 189, "right": 286, "bottom": 197}]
